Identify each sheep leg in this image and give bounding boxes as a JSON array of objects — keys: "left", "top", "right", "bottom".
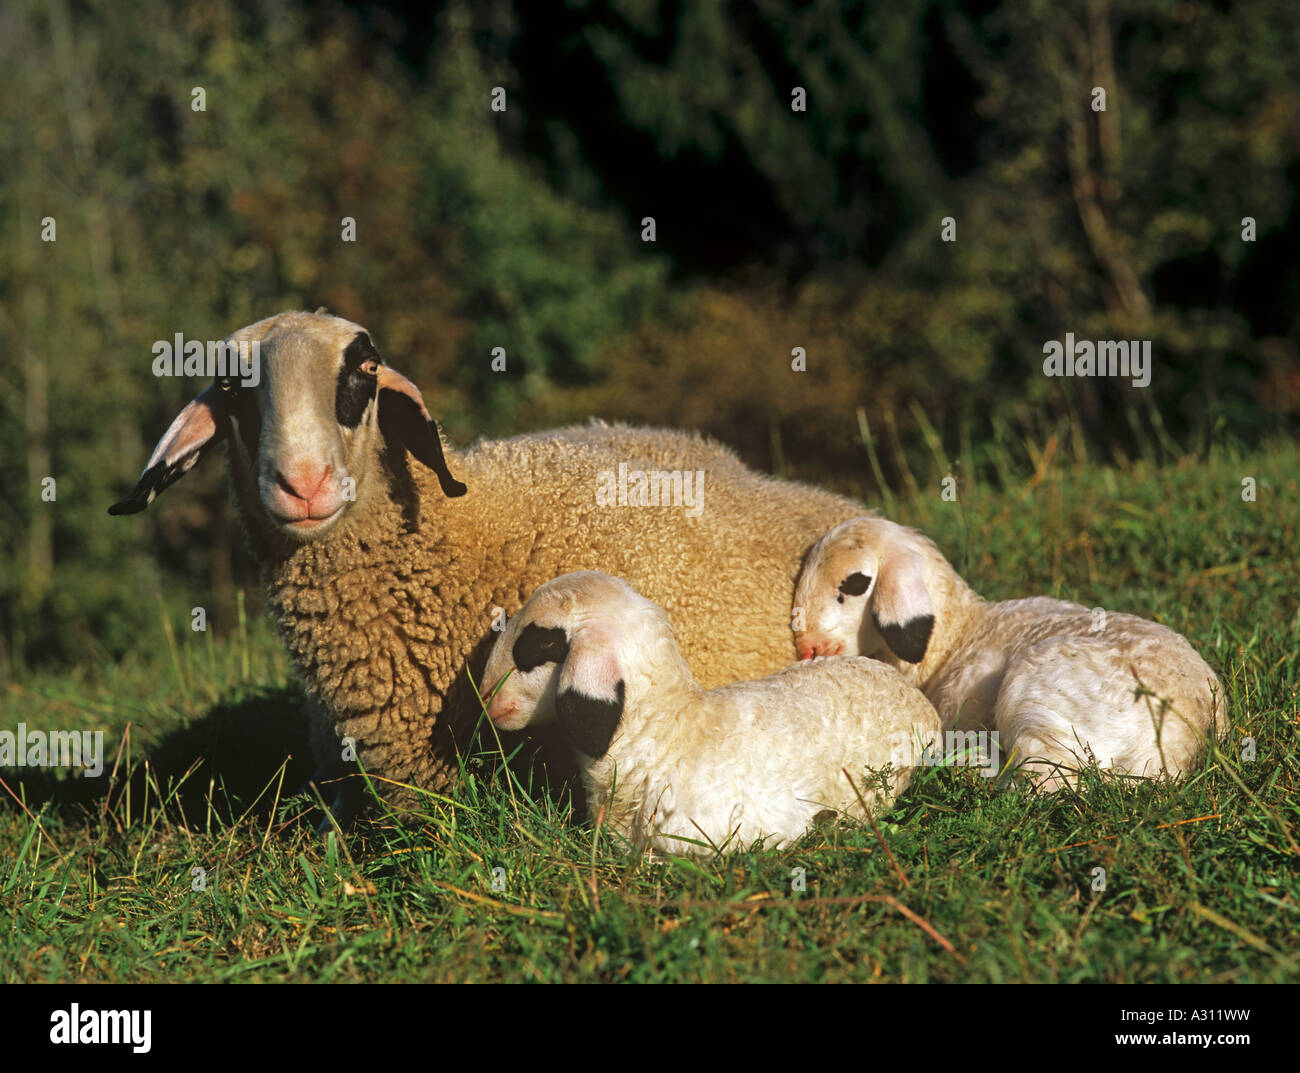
[{"left": 303, "top": 691, "right": 364, "bottom": 830}]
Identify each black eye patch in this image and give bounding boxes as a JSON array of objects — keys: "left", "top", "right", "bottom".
[
  {"left": 343, "top": 331, "right": 377, "bottom": 369},
  {"left": 336, "top": 332, "right": 380, "bottom": 428},
  {"left": 512, "top": 623, "right": 570, "bottom": 673},
  {"left": 838, "top": 572, "right": 872, "bottom": 597}
]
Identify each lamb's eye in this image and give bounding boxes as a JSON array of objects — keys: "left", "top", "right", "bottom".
[{"left": 838, "top": 572, "right": 871, "bottom": 597}]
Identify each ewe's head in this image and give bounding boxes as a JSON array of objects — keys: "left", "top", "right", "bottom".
[
  {"left": 108, "top": 311, "right": 465, "bottom": 542},
  {"left": 793, "top": 517, "right": 936, "bottom": 666},
  {"left": 482, "top": 572, "right": 677, "bottom": 758}
]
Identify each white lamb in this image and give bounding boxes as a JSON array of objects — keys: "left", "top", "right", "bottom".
[
  {"left": 793, "top": 517, "right": 1225, "bottom": 789},
  {"left": 482, "top": 571, "right": 942, "bottom": 854}
]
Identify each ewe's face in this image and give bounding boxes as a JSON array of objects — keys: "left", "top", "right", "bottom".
[
  {"left": 229, "top": 317, "right": 384, "bottom": 540},
  {"left": 108, "top": 311, "right": 466, "bottom": 542},
  {"left": 793, "top": 520, "right": 936, "bottom": 667}
]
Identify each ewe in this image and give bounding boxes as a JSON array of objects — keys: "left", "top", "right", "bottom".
[{"left": 111, "top": 311, "right": 864, "bottom": 816}]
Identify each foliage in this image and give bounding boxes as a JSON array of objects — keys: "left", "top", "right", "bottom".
[{"left": 1, "top": 0, "right": 1296, "bottom": 673}]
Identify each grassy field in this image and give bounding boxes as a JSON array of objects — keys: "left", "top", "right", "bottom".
[{"left": 2, "top": 431, "right": 1297, "bottom": 983}]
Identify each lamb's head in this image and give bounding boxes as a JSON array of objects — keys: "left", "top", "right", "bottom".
[
  {"left": 482, "top": 572, "right": 681, "bottom": 758},
  {"left": 793, "top": 517, "right": 936, "bottom": 666},
  {"left": 108, "top": 310, "right": 465, "bottom": 541}
]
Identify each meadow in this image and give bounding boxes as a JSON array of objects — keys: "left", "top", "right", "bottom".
[{"left": 2, "top": 429, "right": 1296, "bottom": 983}]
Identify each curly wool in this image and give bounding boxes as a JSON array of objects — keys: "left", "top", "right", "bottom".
[{"left": 256, "top": 422, "right": 866, "bottom": 797}]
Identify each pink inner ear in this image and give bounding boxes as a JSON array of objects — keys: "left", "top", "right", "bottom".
[
  {"left": 376, "top": 365, "right": 431, "bottom": 421},
  {"left": 144, "top": 386, "right": 222, "bottom": 471}
]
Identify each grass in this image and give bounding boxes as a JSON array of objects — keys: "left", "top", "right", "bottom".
[{"left": 2, "top": 426, "right": 1297, "bottom": 983}]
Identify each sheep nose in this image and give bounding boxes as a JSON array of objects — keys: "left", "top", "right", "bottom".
[
  {"left": 797, "top": 638, "right": 841, "bottom": 660},
  {"left": 276, "top": 464, "right": 332, "bottom": 503},
  {"left": 487, "top": 695, "right": 520, "bottom": 723}
]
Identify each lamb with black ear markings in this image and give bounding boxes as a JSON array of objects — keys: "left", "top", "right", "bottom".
[
  {"left": 109, "top": 311, "right": 867, "bottom": 819},
  {"left": 483, "top": 571, "right": 942, "bottom": 855},
  {"left": 793, "top": 517, "right": 1225, "bottom": 789}
]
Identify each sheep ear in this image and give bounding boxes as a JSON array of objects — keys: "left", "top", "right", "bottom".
[
  {"left": 376, "top": 366, "right": 467, "bottom": 498},
  {"left": 555, "top": 627, "right": 625, "bottom": 758},
  {"left": 108, "top": 386, "right": 227, "bottom": 515},
  {"left": 871, "top": 546, "right": 934, "bottom": 663}
]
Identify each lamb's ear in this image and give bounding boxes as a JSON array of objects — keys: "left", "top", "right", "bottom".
[
  {"left": 376, "top": 365, "right": 467, "bottom": 498},
  {"left": 871, "top": 545, "right": 934, "bottom": 663},
  {"left": 555, "top": 625, "right": 625, "bottom": 758},
  {"left": 108, "top": 386, "right": 227, "bottom": 515}
]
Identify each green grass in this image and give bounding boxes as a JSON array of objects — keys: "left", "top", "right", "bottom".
[{"left": 2, "top": 430, "right": 1297, "bottom": 983}]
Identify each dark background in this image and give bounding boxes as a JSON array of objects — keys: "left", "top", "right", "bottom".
[{"left": 2, "top": 0, "right": 1297, "bottom": 669}]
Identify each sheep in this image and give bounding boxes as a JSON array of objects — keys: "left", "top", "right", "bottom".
[
  {"left": 109, "top": 310, "right": 866, "bottom": 817},
  {"left": 482, "top": 571, "right": 942, "bottom": 853},
  {"left": 792, "top": 517, "right": 1225, "bottom": 789}
]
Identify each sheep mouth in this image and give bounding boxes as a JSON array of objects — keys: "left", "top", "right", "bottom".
[
  {"left": 267, "top": 503, "right": 347, "bottom": 538},
  {"left": 489, "top": 711, "right": 528, "bottom": 732},
  {"left": 487, "top": 690, "right": 528, "bottom": 730}
]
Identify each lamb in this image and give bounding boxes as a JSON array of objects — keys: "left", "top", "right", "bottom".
[
  {"left": 109, "top": 310, "right": 866, "bottom": 816},
  {"left": 482, "top": 571, "right": 942, "bottom": 854},
  {"left": 792, "top": 517, "right": 1225, "bottom": 788}
]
